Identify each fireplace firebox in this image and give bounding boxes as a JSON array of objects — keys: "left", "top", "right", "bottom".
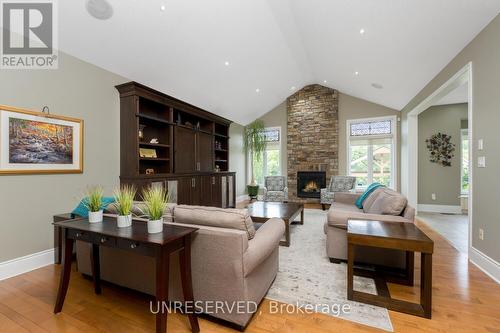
[{"left": 297, "top": 171, "right": 326, "bottom": 198}]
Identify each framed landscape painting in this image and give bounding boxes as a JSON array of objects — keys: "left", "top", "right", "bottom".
[{"left": 0, "top": 105, "right": 83, "bottom": 174}]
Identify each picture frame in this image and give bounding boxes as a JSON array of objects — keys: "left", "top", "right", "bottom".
[
  {"left": 0, "top": 105, "right": 83, "bottom": 174},
  {"left": 139, "top": 148, "right": 157, "bottom": 158}
]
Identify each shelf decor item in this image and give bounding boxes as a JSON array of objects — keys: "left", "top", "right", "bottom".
[
  {"left": 0, "top": 105, "right": 83, "bottom": 175},
  {"left": 113, "top": 185, "right": 136, "bottom": 228},
  {"left": 244, "top": 120, "right": 267, "bottom": 193},
  {"left": 138, "top": 124, "right": 146, "bottom": 141},
  {"left": 139, "top": 148, "right": 157, "bottom": 158},
  {"left": 140, "top": 185, "right": 169, "bottom": 234},
  {"left": 426, "top": 132, "right": 455, "bottom": 167},
  {"left": 84, "top": 186, "right": 104, "bottom": 223}
]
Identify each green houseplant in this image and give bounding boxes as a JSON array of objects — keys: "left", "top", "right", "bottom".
[
  {"left": 140, "top": 185, "right": 169, "bottom": 234},
  {"left": 84, "top": 186, "right": 104, "bottom": 223},
  {"left": 113, "top": 185, "right": 136, "bottom": 228},
  {"left": 244, "top": 120, "right": 267, "bottom": 197}
]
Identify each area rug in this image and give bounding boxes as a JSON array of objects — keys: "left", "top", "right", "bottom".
[{"left": 265, "top": 208, "right": 393, "bottom": 331}]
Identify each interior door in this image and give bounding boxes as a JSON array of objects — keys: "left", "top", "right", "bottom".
[
  {"left": 174, "top": 126, "right": 196, "bottom": 173},
  {"left": 197, "top": 132, "right": 214, "bottom": 172}
]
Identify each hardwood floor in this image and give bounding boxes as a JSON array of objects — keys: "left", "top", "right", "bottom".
[{"left": 0, "top": 205, "right": 498, "bottom": 332}]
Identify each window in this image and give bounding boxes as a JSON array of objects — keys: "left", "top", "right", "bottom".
[
  {"left": 252, "top": 127, "right": 281, "bottom": 185},
  {"left": 461, "top": 129, "right": 469, "bottom": 194},
  {"left": 347, "top": 117, "right": 396, "bottom": 189}
]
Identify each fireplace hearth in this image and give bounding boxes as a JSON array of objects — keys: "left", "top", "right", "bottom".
[{"left": 297, "top": 171, "right": 326, "bottom": 198}]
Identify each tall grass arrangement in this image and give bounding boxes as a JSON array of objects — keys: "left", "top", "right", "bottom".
[
  {"left": 84, "top": 186, "right": 104, "bottom": 212},
  {"left": 140, "top": 186, "right": 169, "bottom": 220},
  {"left": 113, "top": 185, "right": 136, "bottom": 216}
]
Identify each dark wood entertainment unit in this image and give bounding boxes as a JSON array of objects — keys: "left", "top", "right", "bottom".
[{"left": 116, "top": 82, "right": 235, "bottom": 208}]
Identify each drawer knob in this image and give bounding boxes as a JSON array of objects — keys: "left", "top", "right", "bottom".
[
  {"left": 100, "top": 237, "right": 107, "bottom": 243},
  {"left": 130, "top": 243, "right": 138, "bottom": 249}
]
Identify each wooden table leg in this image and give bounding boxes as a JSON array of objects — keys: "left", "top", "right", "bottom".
[
  {"left": 347, "top": 243, "right": 355, "bottom": 300},
  {"left": 299, "top": 208, "right": 304, "bottom": 225},
  {"left": 421, "top": 253, "right": 432, "bottom": 318},
  {"left": 54, "top": 231, "right": 74, "bottom": 313},
  {"left": 156, "top": 247, "right": 170, "bottom": 333},
  {"left": 405, "top": 251, "right": 415, "bottom": 286},
  {"left": 280, "top": 219, "right": 291, "bottom": 247},
  {"left": 90, "top": 244, "right": 101, "bottom": 295},
  {"left": 179, "top": 235, "right": 200, "bottom": 333}
]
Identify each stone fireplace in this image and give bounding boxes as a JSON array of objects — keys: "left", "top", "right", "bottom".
[
  {"left": 297, "top": 171, "right": 326, "bottom": 198},
  {"left": 287, "top": 84, "right": 339, "bottom": 202}
]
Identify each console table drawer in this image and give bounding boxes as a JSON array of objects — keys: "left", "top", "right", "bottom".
[
  {"left": 68, "top": 229, "right": 92, "bottom": 242},
  {"left": 93, "top": 234, "right": 117, "bottom": 247},
  {"left": 117, "top": 238, "right": 156, "bottom": 257}
]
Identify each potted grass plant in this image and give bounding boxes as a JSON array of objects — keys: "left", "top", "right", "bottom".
[
  {"left": 113, "top": 185, "right": 136, "bottom": 228},
  {"left": 244, "top": 120, "right": 267, "bottom": 198},
  {"left": 140, "top": 185, "right": 169, "bottom": 234},
  {"left": 84, "top": 186, "right": 104, "bottom": 223}
]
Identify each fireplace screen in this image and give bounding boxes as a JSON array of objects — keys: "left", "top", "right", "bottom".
[{"left": 297, "top": 171, "right": 326, "bottom": 198}]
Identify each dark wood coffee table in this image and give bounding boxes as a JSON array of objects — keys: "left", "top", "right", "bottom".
[
  {"left": 247, "top": 201, "right": 304, "bottom": 247},
  {"left": 347, "top": 219, "right": 434, "bottom": 318}
]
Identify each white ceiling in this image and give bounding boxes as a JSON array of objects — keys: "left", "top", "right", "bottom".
[
  {"left": 433, "top": 83, "right": 468, "bottom": 106},
  {"left": 58, "top": 0, "right": 500, "bottom": 124}
]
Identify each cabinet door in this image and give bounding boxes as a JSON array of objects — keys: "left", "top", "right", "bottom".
[
  {"left": 177, "top": 177, "right": 193, "bottom": 205},
  {"left": 197, "top": 132, "right": 214, "bottom": 172},
  {"left": 191, "top": 176, "right": 201, "bottom": 206},
  {"left": 199, "top": 175, "right": 213, "bottom": 206},
  {"left": 174, "top": 126, "right": 196, "bottom": 173},
  {"left": 210, "top": 174, "right": 222, "bottom": 208}
]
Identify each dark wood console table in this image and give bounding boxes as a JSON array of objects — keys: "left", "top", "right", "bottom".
[
  {"left": 347, "top": 220, "right": 434, "bottom": 318},
  {"left": 53, "top": 217, "right": 200, "bottom": 333}
]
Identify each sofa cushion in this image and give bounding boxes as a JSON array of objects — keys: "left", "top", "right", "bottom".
[
  {"left": 364, "top": 188, "right": 407, "bottom": 216},
  {"left": 174, "top": 205, "right": 256, "bottom": 239},
  {"left": 362, "top": 188, "right": 383, "bottom": 212}
]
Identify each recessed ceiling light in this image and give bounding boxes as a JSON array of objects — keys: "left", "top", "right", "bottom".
[
  {"left": 354, "top": 71, "right": 359, "bottom": 76},
  {"left": 291, "top": 86, "right": 296, "bottom": 90},
  {"left": 160, "top": 4, "right": 166, "bottom": 11},
  {"left": 359, "top": 28, "right": 365, "bottom": 35},
  {"left": 224, "top": 61, "right": 230, "bottom": 66},
  {"left": 255, "top": 88, "right": 260, "bottom": 93},
  {"left": 323, "top": 80, "right": 327, "bottom": 83},
  {"left": 371, "top": 83, "right": 384, "bottom": 89}
]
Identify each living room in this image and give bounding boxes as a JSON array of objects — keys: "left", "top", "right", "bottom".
[{"left": 0, "top": 1, "right": 499, "bottom": 333}]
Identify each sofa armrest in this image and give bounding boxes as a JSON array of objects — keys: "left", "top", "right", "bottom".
[
  {"left": 243, "top": 218, "right": 285, "bottom": 277},
  {"left": 334, "top": 192, "right": 361, "bottom": 205},
  {"left": 328, "top": 210, "right": 412, "bottom": 229}
]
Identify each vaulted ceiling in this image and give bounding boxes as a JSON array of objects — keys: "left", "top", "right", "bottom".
[{"left": 59, "top": 0, "right": 500, "bottom": 124}]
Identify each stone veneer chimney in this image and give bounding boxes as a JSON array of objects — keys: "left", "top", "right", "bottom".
[{"left": 287, "top": 84, "right": 339, "bottom": 202}]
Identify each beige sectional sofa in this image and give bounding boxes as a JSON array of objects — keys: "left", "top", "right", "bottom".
[
  {"left": 324, "top": 188, "right": 415, "bottom": 268},
  {"left": 76, "top": 204, "right": 285, "bottom": 329}
]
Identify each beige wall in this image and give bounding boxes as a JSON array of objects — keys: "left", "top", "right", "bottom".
[
  {"left": 258, "top": 93, "right": 399, "bottom": 188},
  {"left": 0, "top": 52, "right": 127, "bottom": 262},
  {"left": 258, "top": 102, "right": 287, "bottom": 176},
  {"left": 228, "top": 123, "right": 246, "bottom": 196},
  {"left": 401, "top": 14, "right": 500, "bottom": 262},
  {"left": 418, "top": 103, "right": 468, "bottom": 206}
]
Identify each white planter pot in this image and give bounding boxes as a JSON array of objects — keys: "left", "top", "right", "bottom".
[
  {"left": 88, "top": 210, "right": 103, "bottom": 223},
  {"left": 147, "top": 218, "right": 163, "bottom": 234},
  {"left": 117, "top": 214, "right": 132, "bottom": 228}
]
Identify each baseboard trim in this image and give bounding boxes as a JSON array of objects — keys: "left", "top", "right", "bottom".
[
  {"left": 469, "top": 247, "right": 500, "bottom": 284},
  {"left": 418, "top": 204, "right": 462, "bottom": 214},
  {"left": 236, "top": 195, "right": 249, "bottom": 203},
  {"left": 0, "top": 248, "right": 55, "bottom": 281}
]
